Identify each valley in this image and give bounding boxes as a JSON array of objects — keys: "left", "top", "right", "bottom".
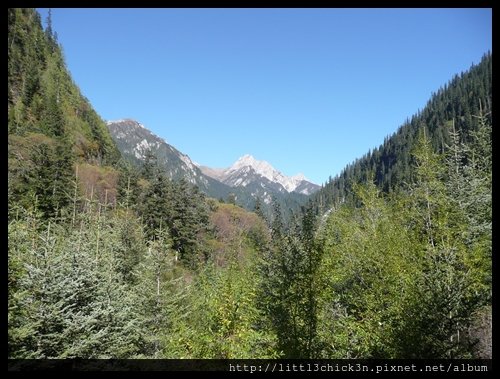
[{"left": 8, "top": 8, "right": 491, "bottom": 363}]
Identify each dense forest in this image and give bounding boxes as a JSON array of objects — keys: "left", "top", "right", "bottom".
[
  {"left": 8, "top": 8, "right": 491, "bottom": 359},
  {"left": 311, "top": 52, "right": 492, "bottom": 213}
]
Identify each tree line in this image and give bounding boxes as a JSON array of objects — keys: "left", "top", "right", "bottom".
[
  {"left": 8, "top": 8, "right": 491, "bottom": 359},
  {"left": 9, "top": 112, "right": 491, "bottom": 358}
]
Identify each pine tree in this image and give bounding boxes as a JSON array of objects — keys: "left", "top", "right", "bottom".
[
  {"left": 258, "top": 198, "right": 320, "bottom": 358},
  {"left": 27, "top": 140, "right": 73, "bottom": 219},
  {"left": 168, "top": 179, "right": 209, "bottom": 267},
  {"left": 139, "top": 169, "right": 172, "bottom": 241},
  {"left": 8, "top": 206, "right": 43, "bottom": 357},
  {"left": 394, "top": 128, "right": 484, "bottom": 358},
  {"left": 132, "top": 226, "right": 179, "bottom": 357},
  {"left": 253, "top": 196, "right": 266, "bottom": 221},
  {"left": 8, "top": 202, "right": 142, "bottom": 358},
  {"left": 141, "top": 149, "right": 158, "bottom": 181},
  {"left": 45, "top": 9, "right": 53, "bottom": 42},
  {"left": 299, "top": 201, "right": 321, "bottom": 356}
]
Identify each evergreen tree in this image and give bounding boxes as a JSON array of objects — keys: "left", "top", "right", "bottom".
[
  {"left": 27, "top": 139, "right": 73, "bottom": 219},
  {"left": 168, "top": 179, "right": 209, "bottom": 267},
  {"left": 132, "top": 226, "right": 180, "bottom": 357},
  {"left": 8, "top": 202, "right": 142, "bottom": 358},
  {"left": 253, "top": 196, "right": 264, "bottom": 218},
  {"left": 139, "top": 169, "right": 172, "bottom": 241},
  {"left": 45, "top": 9, "right": 53, "bottom": 42},
  {"left": 141, "top": 149, "right": 159, "bottom": 181},
  {"left": 392, "top": 129, "right": 485, "bottom": 358},
  {"left": 258, "top": 199, "right": 321, "bottom": 358}
]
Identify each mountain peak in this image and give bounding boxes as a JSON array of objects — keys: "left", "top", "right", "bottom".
[
  {"left": 106, "top": 119, "right": 146, "bottom": 129},
  {"left": 234, "top": 154, "right": 257, "bottom": 166},
  {"left": 219, "top": 155, "right": 319, "bottom": 195},
  {"left": 292, "top": 173, "right": 307, "bottom": 182},
  {"left": 239, "top": 153, "right": 254, "bottom": 160},
  {"left": 231, "top": 155, "right": 274, "bottom": 176}
]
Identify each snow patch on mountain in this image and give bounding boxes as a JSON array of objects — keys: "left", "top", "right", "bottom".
[
  {"left": 106, "top": 119, "right": 126, "bottom": 126},
  {"left": 199, "top": 154, "right": 320, "bottom": 195},
  {"left": 224, "top": 154, "right": 317, "bottom": 194},
  {"left": 134, "top": 139, "right": 153, "bottom": 159},
  {"left": 106, "top": 119, "right": 146, "bottom": 130},
  {"left": 179, "top": 153, "right": 196, "bottom": 172}
]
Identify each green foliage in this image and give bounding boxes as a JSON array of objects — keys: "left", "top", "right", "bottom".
[
  {"left": 169, "top": 179, "right": 210, "bottom": 266},
  {"left": 139, "top": 169, "right": 172, "bottom": 241},
  {"left": 312, "top": 52, "right": 491, "bottom": 212},
  {"left": 253, "top": 196, "right": 267, "bottom": 224},
  {"left": 162, "top": 203, "right": 274, "bottom": 358},
  {"left": 137, "top": 161, "right": 210, "bottom": 267},
  {"left": 8, "top": 207, "right": 43, "bottom": 357},
  {"left": 131, "top": 227, "right": 182, "bottom": 358},
  {"left": 8, "top": 133, "right": 74, "bottom": 220},
  {"left": 7, "top": 7, "right": 491, "bottom": 360},
  {"left": 447, "top": 110, "right": 492, "bottom": 291},
  {"left": 8, "top": 8, "right": 120, "bottom": 219},
  {"left": 384, "top": 129, "right": 484, "bottom": 358},
  {"left": 257, "top": 199, "right": 323, "bottom": 358},
  {"left": 314, "top": 123, "right": 491, "bottom": 359},
  {"left": 113, "top": 209, "right": 145, "bottom": 284},
  {"left": 168, "top": 259, "right": 278, "bottom": 358},
  {"left": 317, "top": 182, "right": 419, "bottom": 358},
  {"left": 8, "top": 204, "right": 143, "bottom": 358}
]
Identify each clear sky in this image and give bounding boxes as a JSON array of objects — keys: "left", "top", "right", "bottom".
[{"left": 38, "top": 8, "right": 491, "bottom": 185}]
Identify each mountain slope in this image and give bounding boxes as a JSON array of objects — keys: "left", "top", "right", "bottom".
[
  {"left": 8, "top": 8, "right": 121, "bottom": 217},
  {"left": 311, "top": 52, "right": 492, "bottom": 214},
  {"left": 106, "top": 119, "right": 241, "bottom": 201},
  {"left": 106, "top": 119, "right": 313, "bottom": 216},
  {"left": 107, "top": 119, "right": 208, "bottom": 185},
  {"left": 201, "top": 154, "right": 320, "bottom": 196},
  {"left": 8, "top": 9, "right": 119, "bottom": 164}
]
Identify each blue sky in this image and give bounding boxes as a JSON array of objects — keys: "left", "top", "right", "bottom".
[{"left": 38, "top": 8, "right": 491, "bottom": 185}]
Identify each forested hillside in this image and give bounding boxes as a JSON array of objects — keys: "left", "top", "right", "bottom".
[
  {"left": 311, "top": 52, "right": 491, "bottom": 213},
  {"left": 8, "top": 8, "right": 491, "bottom": 360},
  {"left": 8, "top": 8, "right": 120, "bottom": 218}
]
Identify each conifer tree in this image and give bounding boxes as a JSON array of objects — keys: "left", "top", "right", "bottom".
[
  {"left": 132, "top": 226, "right": 179, "bottom": 357},
  {"left": 139, "top": 169, "right": 172, "bottom": 241},
  {"left": 8, "top": 202, "right": 142, "bottom": 358},
  {"left": 394, "top": 128, "right": 483, "bottom": 358},
  {"left": 253, "top": 196, "right": 269, "bottom": 225},
  {"left": 168, "top": 179, "right": 209, "bottom": 266},
  {"left": 258, "top": 199, "right": 319, "bottom": 357}
]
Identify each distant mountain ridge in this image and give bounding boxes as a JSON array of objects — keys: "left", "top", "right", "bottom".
[
  {"left": 106, "top": 119, "right": 317, "bottom": 214},
  {"left": 199, "top": 154, "right": 320, "bottom": 198}
]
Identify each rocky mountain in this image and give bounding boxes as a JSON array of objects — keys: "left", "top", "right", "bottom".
[
  {"left": 199, "top": 154, "right": 320, "bottom": 204},
  {"left": 107, "top": 119, "right": 206, "bottom": 184},
  {"left": 106, "top": 119, "right": 317, "bottom": 216},
  {"left": 106, "top": 119, "right": 243, "bottom": 200}
]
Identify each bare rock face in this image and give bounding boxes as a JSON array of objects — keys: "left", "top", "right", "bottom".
[{"left": 107, "top": 119, "right": 317, "bottom": 214}]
